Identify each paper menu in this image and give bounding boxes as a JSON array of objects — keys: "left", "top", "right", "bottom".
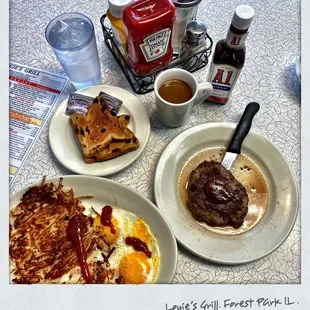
[{"left": 9, "top": 62, "right": 69, "bottom": 186}]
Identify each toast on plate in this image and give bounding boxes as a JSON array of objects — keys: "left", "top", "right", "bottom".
[
  {"left": 70, "top": 96, "right": 128, "bottom": 158},
  {"left": 84, "top": 114, "right": 139, "bottom": 163}
]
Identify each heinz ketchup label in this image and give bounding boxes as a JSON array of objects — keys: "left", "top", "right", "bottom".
[
  {"left": 140, "top": 28, "right": 171, "bottom": 63},
  {"left": 123, "top": 0, "right": 176, "bottom": 75}
]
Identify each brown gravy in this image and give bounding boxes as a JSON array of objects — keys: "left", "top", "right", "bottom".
[
  {"left": 179, "top": 146, "right": 269, "bottom": 236},
  {"left": 158, "top": 79, "right": 193, "bottom": 104}
]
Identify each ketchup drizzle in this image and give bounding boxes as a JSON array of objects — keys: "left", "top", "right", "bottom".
[
  {"left": 100, "top": 205, "right": 116, "bottom": 234},
  {"left": 125, "top": 237, "right": 152, "bottom": 258},
  {"left": 67, "top": 215, "right": 92, "bottom": 284}
]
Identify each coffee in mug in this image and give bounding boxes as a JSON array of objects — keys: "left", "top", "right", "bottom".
[
  {"left": 154, "top": 68, "right": 213, "bottom": 127},
  {"left": 158, "top": 79, "right": 193, "bottom": 104}
]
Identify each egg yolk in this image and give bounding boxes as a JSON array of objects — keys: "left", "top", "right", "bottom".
[
  {"left": 94, "top": 216, "right": 120, "bottom": 246},
  {"left": 94, "top": 216, "right": 101, "bottom": 228},
  {"left": 119, "top": 252, "right": 151, "bottom": 284},
  {"left": 133, "top": 218, "right": 150, "bottom": 245}
]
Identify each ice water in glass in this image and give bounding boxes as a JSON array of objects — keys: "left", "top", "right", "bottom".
[{"left": 46, "top": 12, "right": 102, "bottom": 90}]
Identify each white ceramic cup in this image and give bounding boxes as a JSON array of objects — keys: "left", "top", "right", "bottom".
[{"left": 154, "top": 68, "right": 213, "bottom": 127}]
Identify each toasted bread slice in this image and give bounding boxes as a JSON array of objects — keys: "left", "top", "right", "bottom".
[
  {"left": 84, "top": 114, "right": 139, "bottom": 163},
  {"left": 70, "top": 96, "right": 128, "bottom": 158},
  {"left": 116, "top": 114, "right": 131, "bottom": 127}
]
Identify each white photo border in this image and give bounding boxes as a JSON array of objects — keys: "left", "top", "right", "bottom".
[{"left": 1, "top": 1, "right": 309, "bottom": 309}]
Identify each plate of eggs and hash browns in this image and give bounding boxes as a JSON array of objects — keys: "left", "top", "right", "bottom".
[{"left": 9, "top": 175, "right": 177, "bottom": 284}]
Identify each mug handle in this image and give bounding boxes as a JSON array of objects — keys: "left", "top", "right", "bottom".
[{"left": 194, "top": 82, "right": 214, "bottom": 105}]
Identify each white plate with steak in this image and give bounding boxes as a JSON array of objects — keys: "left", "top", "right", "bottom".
[{"left": 154, "top": 123, "right": 299, "bottom": 265}]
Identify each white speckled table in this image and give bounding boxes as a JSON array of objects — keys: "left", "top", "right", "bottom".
[{"left": 9, "top": 0, "right": 301, "bottom": 284}]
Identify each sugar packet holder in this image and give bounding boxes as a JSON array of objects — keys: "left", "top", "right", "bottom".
[{"left": 65, "top": 92, "right": 123, "bottom": 116}]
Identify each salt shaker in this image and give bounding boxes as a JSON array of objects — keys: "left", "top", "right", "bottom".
[
  {"left": 171, "top": 0, "right": 202, "bottom": 54},
  {"left": 179, "top": 20, "right": 207, "bottom": 69}
]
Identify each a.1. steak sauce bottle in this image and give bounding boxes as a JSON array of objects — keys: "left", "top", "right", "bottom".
[{"left": 206, "top": 5, "right": 255, "bottom": 104}]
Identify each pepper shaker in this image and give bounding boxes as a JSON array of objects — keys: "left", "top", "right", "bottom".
[
  {"left": 171, "top": 0, "right": 202, "bottom": 54},
  {"left": 179, "top": 20, "right": 207, "bottom": 69}
]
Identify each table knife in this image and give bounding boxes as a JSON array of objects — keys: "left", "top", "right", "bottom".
[{"left": 221, "top": 102, "right": 260, "bottom": 170}]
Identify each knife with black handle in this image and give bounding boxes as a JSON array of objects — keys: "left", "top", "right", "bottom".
[{"left": 222, "top": 102, "right": 260, "bottom": 170}]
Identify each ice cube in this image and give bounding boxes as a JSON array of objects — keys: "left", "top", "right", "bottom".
[
  {"left": 49, "top": 20, "right": 72, "bottom": 48},
  {"left": 52, "top": 20, "right": 69, "bottom": 33},
  {"left": 57, "top": 35, "right": 70, "bottom": 48},
  {"left": 69, "top": 19, "right": 87, "bottom": 46},
  {"left": 60, "top": 27, "right": 71, "bottom": 41},
  {"left": 70, "top": 27, "right": 83, "bottom": 43},
  {"left": 51, "top": 20, "right": 62, "bottom": 33},
  {"left": 71, "top": 19, "right": 85, "bottom": 29}
]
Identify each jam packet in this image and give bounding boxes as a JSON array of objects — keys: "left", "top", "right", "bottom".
[
  {"left": 65, "top": 92, "right": 123, "bottom": 116},
  {"left": 99, "top": 91, "right": 123, "bottom": 113}
]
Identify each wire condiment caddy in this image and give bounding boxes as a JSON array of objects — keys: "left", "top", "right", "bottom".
[{"left": 100, "top": 14, "right": 213, "bottom": 95}]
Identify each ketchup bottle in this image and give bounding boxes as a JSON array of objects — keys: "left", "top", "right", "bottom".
[
  {"left": 206, "top": 5, "right": 255, "bottom": 104},
  {"left": 122, "top": 0, "right": 176, "bottom": 75}
]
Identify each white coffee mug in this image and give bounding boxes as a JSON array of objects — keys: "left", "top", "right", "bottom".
[{"left": 154, "top": 68, "right": 213, "bottom": 127}]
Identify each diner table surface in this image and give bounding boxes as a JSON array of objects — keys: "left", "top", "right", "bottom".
[{"left": 9, "top": 0, "right": 301, "bottom": 284}]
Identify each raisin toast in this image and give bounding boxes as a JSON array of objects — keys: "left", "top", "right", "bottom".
[
  {"left": 84, "top": 114, "right": 139, "bottom": 163},
  {"left": 70, "top": 96, "right": 128, "bottom": 158}
]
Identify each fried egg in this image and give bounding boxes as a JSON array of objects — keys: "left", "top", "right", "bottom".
[{"left": 94, "top": 207, "right": 160, "bottom": 284}]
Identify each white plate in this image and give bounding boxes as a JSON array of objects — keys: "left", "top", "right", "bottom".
[
  {"left": 10, "top": 175, "right": 178, "bottom": 284},
  {"left": 49, "top": 85, "right": 150, "bottom": 176},
  {"left": 154, "top": 123, "right": 299, "bottom": 265}
]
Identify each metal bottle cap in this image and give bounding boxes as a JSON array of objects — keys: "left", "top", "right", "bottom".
[
  {"left": 172, "top": 0, "right": 202, "bottom": 8},
  {"left": 185, "top": 20, "right": 207, "bottom": 42}
]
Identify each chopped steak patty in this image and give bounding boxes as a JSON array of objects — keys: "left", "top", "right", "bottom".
[{"left": 187, "top": 161, "right": 249, "bottom": 227}]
